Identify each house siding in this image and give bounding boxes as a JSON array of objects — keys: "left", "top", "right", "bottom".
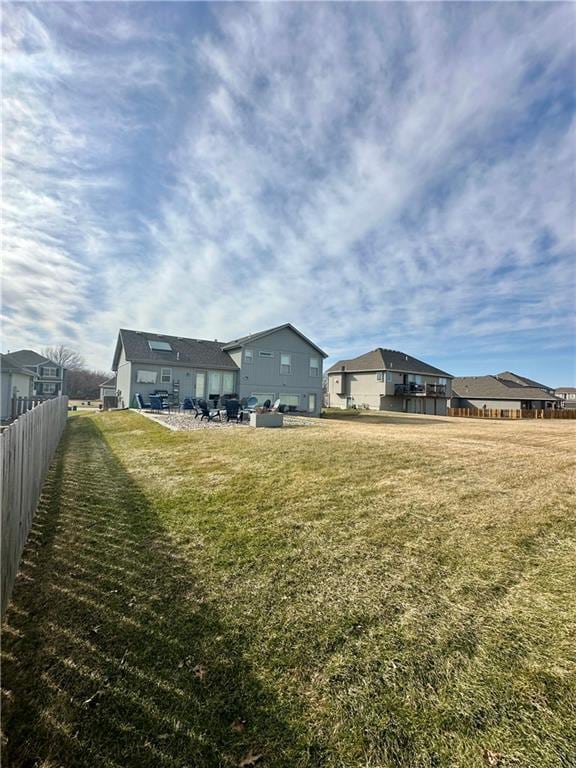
[
  {"left": 1, "top": 372, "right": 34, "bottom": 421},
  {"left": 452, "top": 397, "right": 552, "bottom": 410},
  {"left": 328, "top": 370, "right": 451, "bottom": 413},
  {"left": 229, "top": 327, "right": 324, "bottom": 415}
]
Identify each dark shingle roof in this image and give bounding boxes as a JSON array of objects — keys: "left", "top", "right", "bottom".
[
  {"left": 8, "top": 349, "right": 51, "bottom": 368},
  {"left": 0, "top": 352, "right": 36, "bottom": 376},
  {"left": 99, "top": 376, "right": 117, "bottom": 388},
  {"left": 452, "top": 376, "right": 560, "bottom": 401},
  {"left": 495, "top": 371, "right": 552, "bottom": 391},
  {"left": 113, "top": 330, "right": 238, "bottom": 371},
  {"left": 326, "top": 348, "right": 452, "bottom": 378},
  {"left": 223, "top": 323, "right": 328, "bottom": 358}
]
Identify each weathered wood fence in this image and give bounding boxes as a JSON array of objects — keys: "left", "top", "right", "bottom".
[
  {"left": 11, "top": 396, "right": 45, "bottom": 420},
  {"left": 1, "top": 396, "right": 68, "bottom": 616},
  {"left": 448, "top": 407, "right": 576, "bottom": 420}
]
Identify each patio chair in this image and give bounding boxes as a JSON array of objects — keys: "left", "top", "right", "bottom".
[
  {"left": 224, "top": 399, "right": 242, "bottom": 423},
  {"left": 149, "top": 394, "right": 170, "bottom": 413},
  {"left": 262, "top": 399, "right": 272, "bottom": 411},
  {"left": 181, "top": 397, "right": 196, "bottom": 414},
  {"left": 197, "top": 399, "right": 220, "bottom": 421},
  {"left": 271, "top": 398, "right": 281, "bottom": 411},
  {"left": 136, "top": 393, "right": 151, "bottom": 410}
]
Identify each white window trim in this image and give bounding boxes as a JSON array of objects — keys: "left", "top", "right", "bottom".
[
  {"left": 43, "top": 383, "right": 56, "bottom": 394},
  {"left": 160, "top": 368, "right": 172, "bottom": 384},
  {"left": 43, "top": 367, "right": 57, "bottom": 378},
  {"left": 258, "top": 351, "right": 274, "bottom": 358},
  {"left": 136, "top": 370, "right": 158, "bottom": 384},
  {"left": 280, "top": 353, "right": 292, "bottom": 375},
  {"left": 310, "top": 358, "right": 320, "bottom": 377}
]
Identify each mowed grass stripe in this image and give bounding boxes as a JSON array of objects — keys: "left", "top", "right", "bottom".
[{"left": 2, "top": 411, "right": 575, "bottom": 768}]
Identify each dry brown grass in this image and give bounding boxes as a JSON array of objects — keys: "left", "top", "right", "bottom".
[{"left": 2, "top": 411, "right": 575, "bottom": 768}]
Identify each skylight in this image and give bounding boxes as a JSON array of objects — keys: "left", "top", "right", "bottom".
[{"left": 148, "top": 340, "right": 172, "bottom": 351}]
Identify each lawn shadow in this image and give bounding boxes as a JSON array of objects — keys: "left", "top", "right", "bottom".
[{"left": 2, "top": 417, "right": 308, "bottom": 768}]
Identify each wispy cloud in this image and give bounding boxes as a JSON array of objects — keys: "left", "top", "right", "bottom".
[{"left": 2, "top": 3, "right": 575, "bottom": 382}]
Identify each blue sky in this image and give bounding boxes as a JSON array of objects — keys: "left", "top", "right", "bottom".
[{"left": 3, "top": 2, "right": 575, "bottom": 385}]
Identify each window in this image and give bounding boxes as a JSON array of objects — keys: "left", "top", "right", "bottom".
[
  {"left": 310, "top": 357, "right": 320, "bottom": 377},
  {"left": 259, "top": 351, "right": 273, "bottom": 358},
  {"left": 280, "top": 394, "right": 299, "bottom": 407},
  {"left": 223, "top": 372, "right": 235, "bottom": 393},
  {"left": 195, "top": 372, "right": 205, "bottom": 398},
  {"left": 376, "top": 372, "right": 385, "bottom": 381},
  {"left": 136, "top": 370, "right": 158, "bottom": 384},
  {"left": 252, "top": 393, "right": 275, "bottom": 405},
  {"left": 280, "top": 353, "right": 291, "bottom": 375},
  {"left": 148, "top": 340, "right": 172, "bottom": 351},
  {"left": 308, "top": 393, "right": 316, "bottom": 412},
  {"left": 244, "top": 349, "right": 253, "bottom": 363},
  {"left": 161, "top": 368, "right": 172, "bottom": 384},
  {"left": 43, "top": 366, "right": 57, "bottom": 377},
  {"left": 208, "top": 371, "right": 221, "bottom": 395},
  {"left": 438, "top": 377, "right": 447, "bottom": 385},
  {"left": 387, "top": 371, "right": 393, "bottom": 383},
  {"left": 43, "top": 383, "right": 56, "bottom": 394}
]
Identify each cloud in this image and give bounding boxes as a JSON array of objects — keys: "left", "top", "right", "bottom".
[{"left": 2, "top": 2, "right": 575, "bottom": 380}]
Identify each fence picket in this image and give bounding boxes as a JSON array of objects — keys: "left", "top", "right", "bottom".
[
  {"left": 1, "top": 396, "right": 68, "bottom": 616},
  {"left": 448, "top": 407, "right": 576, "bottom": 420}
]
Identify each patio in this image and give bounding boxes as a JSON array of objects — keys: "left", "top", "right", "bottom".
[{"left": 138, "top": 410, "right": 323, "bottom": 431}]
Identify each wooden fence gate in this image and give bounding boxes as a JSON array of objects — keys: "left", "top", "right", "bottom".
[{"left": 1, "top": 396, "right": 68, "bottom": 616}]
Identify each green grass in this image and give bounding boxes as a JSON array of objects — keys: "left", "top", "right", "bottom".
[{"left": 2, "top": 411, "right": 576, "bottom": 767}]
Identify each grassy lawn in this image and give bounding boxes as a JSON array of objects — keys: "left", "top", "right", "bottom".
[{"left": 2, "top": 411, "right": 575, "bottom": 768}]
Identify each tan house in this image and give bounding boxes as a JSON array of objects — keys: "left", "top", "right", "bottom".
[
  {"left": 326, "top": 348, "right": 453, "bottom": 415},
  {"left": 554, "top": 387, "right": 576, "bottom": 409},
  {"left": 451, "top": 375, "right": 560, "bottom": 410}
]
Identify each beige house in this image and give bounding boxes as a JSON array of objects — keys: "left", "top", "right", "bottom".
[
  {"left": 555, "top": 387, "right": 576, "bottom": 408},
  {"left": 326, "top": 348, "right": 453, "bottom": 415}
]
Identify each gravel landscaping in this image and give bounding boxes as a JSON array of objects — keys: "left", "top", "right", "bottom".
[{"left": 137, "top": 410, "right": 324, "bottom": 431}]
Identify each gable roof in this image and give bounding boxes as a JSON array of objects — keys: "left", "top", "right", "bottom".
[
  {"left": 555, "top": 387, "right": 576, "bottom": 394},
  {"left": 452, "top": 376, "right": 560, "bottom": 401},
  {"left": 7, "top": 349, "right": 52, "bottom": 368},
  {"left": 112, "top": 330, "right": 239, "bottom": 371},
  {"left": 99, "top": 376, "right": 117, "bottom": 388},
  {"left": 326, "top": 348, "right": 452, "bottom": 378},
  {"left": 223, "top": 323, "right": 328, "bottom": 358},
  {"left": 495, "top": 371, "right": 552, "bottom": 391},
  {"left": 0, "top": 352, "right": 36, "bottom": 377}
]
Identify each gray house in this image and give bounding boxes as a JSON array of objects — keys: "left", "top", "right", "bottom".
[
  {"left": 7, "top": 350, "right": 66, "bottom": 398},
  {"left": 326, "top": 348, "right": 453, "bottom": 415},
  {"left": 112, "top": 324, "right": 327, "bottom": 415},
  {"left": 452, "top": 375, "right": 560, "bottom": 410},
  {"left": 0, "top": 353, "right": 35, "bottom": 422}
]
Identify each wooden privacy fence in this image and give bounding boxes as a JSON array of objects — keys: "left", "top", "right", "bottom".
[
  {"left": 448, "top": 407, "right": 576, "bottom": 420},
  {"left": 11, "top": 396, "right": 45, "bottom": 420},
  {"left": 1, "top": 396, "right": 68, "bottom": 616}
]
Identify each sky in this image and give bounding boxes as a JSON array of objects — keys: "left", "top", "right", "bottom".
[{"left": 2, "top": 2, "right": 575, "bottom": 385}]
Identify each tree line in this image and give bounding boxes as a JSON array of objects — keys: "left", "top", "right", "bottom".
[{"left": 42, "top": 345, "right": 112, "bottom": 401}]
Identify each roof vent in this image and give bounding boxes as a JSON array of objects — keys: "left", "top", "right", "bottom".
[{"left": 176, "top": 352, "right": 180, "bottom": 361}]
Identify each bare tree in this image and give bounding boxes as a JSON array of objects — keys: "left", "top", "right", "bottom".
[{"left": 42, "top": 345, "right": 85, "bottom": 370}]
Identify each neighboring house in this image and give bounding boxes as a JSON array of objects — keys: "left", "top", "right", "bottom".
[
  {"left": 452, "top": 375, "right": 560, "bottom": 410},
  {"left": 7, "top": 350, "right": 66, "bottom": 397},
  {"left": 555, "top": 387, "right": 576, "bottom": 408},
  {"left": 0, "top": 353, "right": 35, "bottom": 422},
  {"left": 99, "top": 376, "right": 117, "bottom": 401},
  {"left": 494, "top": 370, "right": 555, "bottom": 395},
  {"left": 112, "top": 323, "right": 327, "bottom": 415},
  {"left": 326, "top": 348, "right": 453, "bottom": 415}
]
